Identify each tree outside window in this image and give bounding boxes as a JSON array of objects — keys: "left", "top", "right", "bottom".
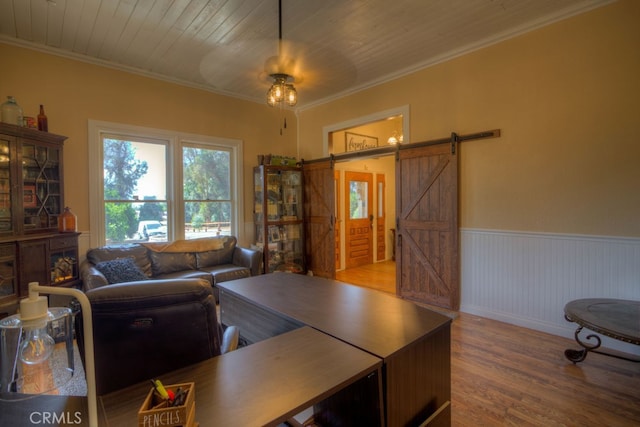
[{"left": 183, "top": 146, "right": 232, "bottom": 237}]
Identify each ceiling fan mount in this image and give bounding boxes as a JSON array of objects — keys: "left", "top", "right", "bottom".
[{"left": 265, "top": 0, "right": 298, "bottom": 107}]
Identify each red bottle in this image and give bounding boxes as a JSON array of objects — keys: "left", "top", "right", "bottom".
[{"left": 37, "top": 104, "right": 48, "bottom": 132}]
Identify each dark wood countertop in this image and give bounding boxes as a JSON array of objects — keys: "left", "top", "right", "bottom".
[
  {"left": 218, "top": 274, "right": 452, "bottom": 359},
  {"left": 100, "top": 326, "right": 382, "bottom": 426}
]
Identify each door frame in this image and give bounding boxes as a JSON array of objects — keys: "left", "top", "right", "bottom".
[{"left": 322, "top": 106, "right": 410, "bottom": 157}]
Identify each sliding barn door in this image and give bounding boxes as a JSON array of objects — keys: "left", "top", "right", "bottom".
[
  {"left": 303, "top": 160, "right": 336, "bottom": 279},
  {"left": 396, "top": 142, "right": 459, "bottom": 310}
]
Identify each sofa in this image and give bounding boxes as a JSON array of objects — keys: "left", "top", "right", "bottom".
[{"left": 80, "top": 236, "right": 261, "bottom": 299}]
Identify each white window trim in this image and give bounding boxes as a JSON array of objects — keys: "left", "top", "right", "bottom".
[{"left": 88, "top": 120, "right": 244, "bottom": 248}]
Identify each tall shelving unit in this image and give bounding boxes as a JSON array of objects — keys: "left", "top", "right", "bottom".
[{"left": 254, "top": 165, "right": 305, "bottom": 274}]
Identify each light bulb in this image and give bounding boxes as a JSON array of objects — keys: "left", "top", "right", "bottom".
[
  {"left": 272, "top": 82, "right": 284, "bottom": 101},
  {"left": 18, "top": 283, "right": 55, "bottom": 365},
  {"left": 285, "top": 84, "right": 297, "bottom": 106},
  {"left": 19, "top": 320, "right": 55, "bottom": 365}
]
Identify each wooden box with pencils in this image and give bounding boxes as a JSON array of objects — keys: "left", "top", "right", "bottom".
[{"left": 137, "top": 382, "right": 197, "bottom": 427}]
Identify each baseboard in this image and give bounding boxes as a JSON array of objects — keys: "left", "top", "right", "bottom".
[{"left": 460, "top": 303, "right": 640, "bottom": 356}]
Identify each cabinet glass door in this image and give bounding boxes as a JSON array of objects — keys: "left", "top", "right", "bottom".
[
  {"left": 266, "top": 172, "right": 281, "bottom": 220},
  {"left": 281, "top": 170, "right": 302, "bottom": 220},
  {"left": 267, "top": 223, "right": 304, "bottom": 273},
  {"left": 0, "top": 138, "right": 11, "bottom": 234},
  {"left": 254, "top": 168, "right": 264, "bottom": 224},
  {"left": 21, "top": 142, "right": 61, "bottom": 232}
]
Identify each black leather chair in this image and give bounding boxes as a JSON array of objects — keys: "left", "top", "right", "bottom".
[{"left": 76, "top": 278, "right": 238, "bottom": 395}]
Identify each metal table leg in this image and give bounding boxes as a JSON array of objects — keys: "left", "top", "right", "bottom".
[{"left": 564, "top": 324, "right": 601, "bottom": 363}]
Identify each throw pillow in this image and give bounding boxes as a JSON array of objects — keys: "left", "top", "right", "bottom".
[{"left": 95, "top": 257, "right": 148, "bottom": 284}]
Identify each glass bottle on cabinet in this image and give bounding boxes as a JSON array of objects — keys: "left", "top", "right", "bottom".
[{"left": 254, "top": 165, "right": 305, "bottom": 274}]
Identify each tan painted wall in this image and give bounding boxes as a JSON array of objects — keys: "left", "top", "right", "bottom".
[
  {"left": 0, "top": 43, "right": 297, "bottom": 239},
  {"left": 1, "top": 0, "right": 638, "bottom": 243},
  {"left": 298, "top": 0, "right": 640, "bottom": 238}
]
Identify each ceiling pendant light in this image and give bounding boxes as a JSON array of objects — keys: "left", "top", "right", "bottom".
[
  {"left": 267, "top": 73, "right": 297, "bottom": 106},
  {"left": 266, "top": 0, "right": 297, "bottom": 107}
]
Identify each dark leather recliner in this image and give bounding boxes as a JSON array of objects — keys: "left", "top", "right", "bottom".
[{"left": 76, "top": 278, "right": 237, "bottom": 395}]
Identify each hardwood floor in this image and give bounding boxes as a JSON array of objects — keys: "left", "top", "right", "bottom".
[
  {"left": 335, "top": 260, "right": 396, "bottom": 294},
  {"left": 451, "top": 313, "right": 639, "bottom": 426},
  {"left": 336, "top": 263, "right": 640, "bottom": 426}
]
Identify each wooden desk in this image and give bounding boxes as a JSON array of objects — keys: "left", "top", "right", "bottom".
[
  {"left": 100, "top": 327, "right": 383, "bottom": 426},
  {"left": 218, "top": 274, "right": 452, "bottom": 427}
]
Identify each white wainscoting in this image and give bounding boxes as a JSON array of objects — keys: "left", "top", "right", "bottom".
[
  {"left": 460, "top": 228, "right": 640, "bottom": 355},
  {"left": 78, "top": 231, "right": 91, "bottom": 264}
]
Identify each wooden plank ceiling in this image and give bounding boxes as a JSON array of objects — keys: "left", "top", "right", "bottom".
[{"left": 0, "top": 0, "right": 611, "bottom": 107}]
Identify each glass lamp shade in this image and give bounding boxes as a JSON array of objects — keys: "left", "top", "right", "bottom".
[
  {"left": 285, "top": 84, "right": 297, "bottom": 106},
  {"left": 0, "top": 307, "right": 75, "bottom": 397},
  {"left": 266, "top": 87, "right": 278, "bottom": 107},
  {"left": 266, "top": 74, "right": 297, "bottom": 107},
  {"left": 270, "top": 81, "right": 285, "bottom": 102}
]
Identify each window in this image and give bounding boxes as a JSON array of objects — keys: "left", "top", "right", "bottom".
[
  {"left": 182, "top": 145, "right": 232, "bottom": 238},
  {"left": 349, "top": 180, "right": 369, "bottom": 219},
  {"left": 102, "top": 136, "right": 167, "bottom": 244},
  {"left": 89, "top": 121, "right": 243, "bottom": 247}
]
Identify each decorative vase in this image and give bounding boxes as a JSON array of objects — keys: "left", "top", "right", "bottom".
[
  {"left": 1, "top": 96, "right": 24, "bottom": 126},
  {"left": 58, "top": 207, "right": 77, "bottom": 232}
]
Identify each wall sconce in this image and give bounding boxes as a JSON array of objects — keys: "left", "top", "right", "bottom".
[
  {"left": 0, "top": 283, "right": 97, "bottom": 426},
  {"left": 387, "top": 131, "right": 403, "bottom": 145}
]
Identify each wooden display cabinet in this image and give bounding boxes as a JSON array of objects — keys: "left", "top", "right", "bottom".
[
  {"left": 0, "top": 244, "right": 17, "bottom": 306},
  {"left": 254, "top": 165, "right": 305, "bottom": 274},
  {"left": 17, "top": 233, "right": 80, "bottom": 297},
  {"left": 0, "top": 123, "right": 79, "bottom": 315}
]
